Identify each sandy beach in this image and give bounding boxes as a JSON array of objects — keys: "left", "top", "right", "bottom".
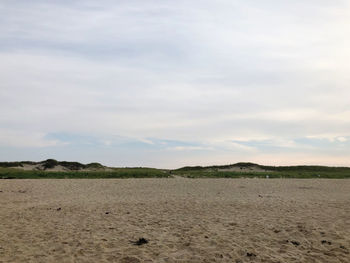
[{"left": 0, "top": 178, "right": 349, "bottom": 262}]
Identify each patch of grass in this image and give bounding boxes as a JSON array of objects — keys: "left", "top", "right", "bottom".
[
  {"left": 85, "top": 162, "right": 104, "bottom": 169},
  {"left": 58, "top": 161, "right": 85, "bottom": 170},
  {"left": 42, "top": 159, "right": 59, "bottom": 169},
  {"left": 0, "top": 159, "right": 107, "bottom": 171},
  {"left": 0, "top": 167, "right": 169, "bottom": 179},
  {"left": 1, "top": 161, "right": 350, "bottom": 179},
  {"left": 172, "top": 168, "right": 350, "bottom": 179},
  {"left": 0, "top": 162, "right": 24, "bottom": 168}
]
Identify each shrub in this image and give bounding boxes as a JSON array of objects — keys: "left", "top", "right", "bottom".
[{"left": 41, "top": 159, "right": 59, "bottom": 169}]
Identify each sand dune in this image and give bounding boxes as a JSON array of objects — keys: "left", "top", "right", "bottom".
[{"left": 0, "top": 178, "right": 349, "bottom": 262}]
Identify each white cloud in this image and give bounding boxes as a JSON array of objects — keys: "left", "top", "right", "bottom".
[
  {"left": 1, "top": 0, "right": 350, "bottom": 166},
  {"left": 167, "top": 146, "right": 212, "bottom": 151},
  {"left": 0, "top": 129, "right": 59, "bottom": 148},
  {"left": 337, "top": 137, "right": 348, "bottom": 142}
]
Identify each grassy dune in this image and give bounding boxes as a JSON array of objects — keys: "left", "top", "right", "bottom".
[
  {"left": 1, "top": 160, "right": 350, "bottom": 179},
  {"left": 173, "top": 163, "right": 350, "bottom": 178},
  {"left": 0, "top": 167, "right": 169, "bottom": 179},
  {"left": 172, "top": 170, "right": 350, "bottom": 179}
]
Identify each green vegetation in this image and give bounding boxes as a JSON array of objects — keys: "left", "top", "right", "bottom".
[
  {"left": 42, "top": 159, "right": 59, "bottom": 169},
  {"left": 0, "top": 167, "right": 169, "bottom": 179},
  {"left": 172, "top": 170, "right": 350, "bottom": 179},
  {"left": 172, "top": 163, "right": 350, "bottom": 179},
  {"left": 1, "top": 160, "right": 349, "bottom": 179},
  {"left": 0, "top": 162, "right": 24, "bottom": 168},
  {"left": 85, "top": 162, "right": 104, "bottom": 169},
  {"left": 0, "top": 159, "right": 105, "bottom": 171}
]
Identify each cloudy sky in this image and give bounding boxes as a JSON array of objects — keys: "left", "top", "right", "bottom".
[{"left": 1, "top": 0, "right": 350, "bottom": 168}]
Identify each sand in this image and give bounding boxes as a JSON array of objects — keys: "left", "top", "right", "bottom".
[
  {"left": 17, "top": 164, "right": 70, "bottom": 172},
  {"left": 0, "top": 178, "right": 349, "bottom": 263}
]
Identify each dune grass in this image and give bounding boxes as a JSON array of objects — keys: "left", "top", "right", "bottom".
[
  {"left": 0, "top": 167, "right": 169, "bottom": 179},
  {"left": 172, "top": 170, "right": 350, "bottom": 179},
  {"left": 1, "top": 161, "right": 350, "bottom": 179},
  {"left": 172, "top": 165, "right": 350, "bottom": 179}
]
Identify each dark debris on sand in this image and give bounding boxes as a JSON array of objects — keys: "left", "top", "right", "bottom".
[
  {"left": 246, "top": 252, "right": 256, "bottom": 257},
  {"left": 130, "top": 238, "right": 149, "bottom": 246},
  {"left": 291, "top": 241, "right": 300, "bottom": 246},
  {"left": 285, "top": 240, "right": 300, "bottom": 246}
]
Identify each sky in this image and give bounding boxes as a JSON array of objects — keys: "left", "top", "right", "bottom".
[{"left": 1, "top": 0, "right": 350, "bottom": 168}]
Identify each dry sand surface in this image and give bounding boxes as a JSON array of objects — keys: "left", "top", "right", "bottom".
[{"left": 0, "top": 178, "right": 349, "bottom": 263}]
